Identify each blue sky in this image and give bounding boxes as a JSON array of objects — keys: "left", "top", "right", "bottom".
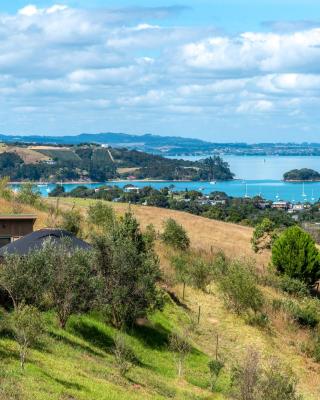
[{"left": 0, "top": 1, "right": 320, "bottom": 142}]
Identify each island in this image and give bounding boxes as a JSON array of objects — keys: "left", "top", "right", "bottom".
[
  {"left": 0, "top": 143, "right": 234, "bottom": 182},
  {"left": 283, "top": 168, "right": 320, "bottom": 181}
]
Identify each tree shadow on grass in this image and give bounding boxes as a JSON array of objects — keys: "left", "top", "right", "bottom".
[
  {"left": 68, "top": 320, "right": 115, "bottom": 355},
  {"left": 41, "top": 371, "right": 86, "bottom": 392},
  {"left": 129, "top": 323, "right": 170, "bottom": 350},
  {"left": 48, "top": 330, "right": 102, "bottom": 357}
]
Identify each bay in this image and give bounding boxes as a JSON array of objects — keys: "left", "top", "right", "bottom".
[{"left": 10, "top": 156, "right": 320, "bottom": 203}]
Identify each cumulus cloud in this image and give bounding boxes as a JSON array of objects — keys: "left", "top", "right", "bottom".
[{"left": 0, "top": 3, "right": 320, "bottom": 139}]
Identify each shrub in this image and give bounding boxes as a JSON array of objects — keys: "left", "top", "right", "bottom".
[
  {"left": 272, "top": 226, "right": 320, "bottom": 285},
  {"left": 113, "top": 332, "right": 134, "bottom": 377},
  {"left": 189, "top": 259, "right": 214, "bottom": 291},
  {"left": 208, "top": 359, "right": 224, "bottom": 391},
  {"left": 278, "top": 275, "right": 309, "bottom": 298},
  {"left": 16, "top": 183, "right": 41, "bottom": 207},
  {"left": 251, "top": 218, "right": 275, "bottom": 253},
  {"left": 219, "top": 260, "right": 264, "bottom": 315},
  {"left": 87, "top": 202, "right": 115, "bottom": 230},
  {"left": 60, "top": 208, "right": 82, "bottom": 236},
  {"left": 162, "top": 218, "right": 190, "bottom": 250},
  {"left": 259, "top": 359, "right": 302, "bottom": 400}
]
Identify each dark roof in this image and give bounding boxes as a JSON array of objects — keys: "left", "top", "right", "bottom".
[{"left": 0, "top": 229, "right": 92, "bottom": 256}]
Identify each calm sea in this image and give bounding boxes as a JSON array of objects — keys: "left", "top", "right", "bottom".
[{"left": 10, "top": 156, "right": 320, "bottom": 203}]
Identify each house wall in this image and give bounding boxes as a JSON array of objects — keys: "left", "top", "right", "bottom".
[{"left": 0, "top": 219, "right": 35, "bottom": 245}]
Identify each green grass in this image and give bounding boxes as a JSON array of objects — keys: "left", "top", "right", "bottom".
[{"left": 0, "top": 297, "right": 226, "bottom": 400}]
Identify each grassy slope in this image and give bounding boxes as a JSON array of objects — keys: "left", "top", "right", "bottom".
[{"left": 1, "top": 197, "right": 320, "bottom": 399}]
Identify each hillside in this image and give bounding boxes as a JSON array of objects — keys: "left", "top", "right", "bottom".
[
  {"left": 1, "top": 198, "right": 320, "bottom": 399},
  {"left": 0, "top": 144, "right": 234, "bottom": 182}
]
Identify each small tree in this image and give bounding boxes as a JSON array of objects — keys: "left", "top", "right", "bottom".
[
  {"left": 88, "top": 202, "right": 115, "bottom": 230},
  {"left": 169, "top": 330, "right": 191, "bottom": 378},
  {"left": 208, "top": 359, "right": 224, "bottom": 391},
  {"left": 170, "top": 253, "right": 190, "bottom": 299},
  {"left": 162, "top": 218, "right": 190, "bottom": 250},
  {"left": 219, "top": 260, "right": 264, "bottom": 315},
  {"left": 7, "top": 304, "right": 43, "bottom": 369},
  {"left": 232, "top": 348, "right": 261, "bottom": 400},
  {"left": 0, "top": 250, "right": 52, "bottom": 309},
  {"left": 272, "top": 226, "right": 320, "bottom": 285},
  {"left": 251, "top": 218, "right": 275, "bottom": 253},
  {"left": 45, "top": 239, "right": 98, "bottom": 328},
  {"left": 60, "top": 208, "right": 82, "bottom": 236},
  {"left": 189, "top": 259, "right": 214, "bottom": 292},
  {"left": 0, "top": 176, "right": 13, "bottom": 201},
  {"left": 94, "top": 212, "right": 163, "bottom": 329},
  {"left": 16, "top": 183, "right": 41, "bottom": 207},
  {"left": 113, "top": 332, "right": 134, "bottom": 377}
]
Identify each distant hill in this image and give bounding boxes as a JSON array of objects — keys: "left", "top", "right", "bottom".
[
  {"left": 1, "top": 132, "right": 320, "bottom": 156},
  {"left": 0, "top": 132, "right": 220, "bottom": 156},
  {"left": 283, "top": 168, "right": 320, "bottom": 181}
]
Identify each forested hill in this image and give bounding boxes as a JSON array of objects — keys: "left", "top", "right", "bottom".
[
  {"left": 0, "top": 144, "right": 234, "bottom": 182},
  {"left": 283, "top": 168, "right": 320, "bottom": 181}
]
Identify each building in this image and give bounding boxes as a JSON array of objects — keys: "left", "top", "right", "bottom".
[
  {"left": 271, "top": 201, "right": 289, "bottom": 210},
  {"left": 0, "top": 228, "right": 91, "bottom": 256},
  {"left": 0, "top": 215, "right": 36, "bottom": 248}
]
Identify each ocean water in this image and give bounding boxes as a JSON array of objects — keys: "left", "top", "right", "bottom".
[{"left": 10, "top": 156, "right": 320, "bottom": 203}]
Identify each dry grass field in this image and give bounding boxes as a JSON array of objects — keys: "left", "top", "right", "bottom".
[
  {"left": 47, "top": 197, "right": 271, "bottom": 267},
  {"left": 7, "top": 147, "right": 50, "bottom": 164}
]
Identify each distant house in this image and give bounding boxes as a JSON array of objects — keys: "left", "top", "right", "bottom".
[
  {"left": 0, "top": 229, "right": 91, "bottom": 257},
  {"left": 124, "top": 185, "right": 140, "bottom": 193},
  {"left": 271, "top": 201, "right": 289, "bottom": 210},
  {"left": 0, "top": 215, "right": 36, "bottom": 248}
]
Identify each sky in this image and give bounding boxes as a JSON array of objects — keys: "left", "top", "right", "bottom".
[{"left": 1, "top": 1, "right": 320, "bottom": 142}]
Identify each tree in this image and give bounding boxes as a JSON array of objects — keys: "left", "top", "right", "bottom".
[
  {"left": 208, "top": 359, "right": 224, "bottom": 391},
  {"left": 44, "top": 239, "right": 98, "bottom": 328},
  {"left": 272, "top": 226, "right": 320, "bottom": 285},
  {"left": 162, "top": 218, "right": 190, "bottom": 251},
  {"left": 0, "top": 250, "right": 52, "bottom": 309},
  {"left": 7, "top": 304, "right": 43, "bottom": 369},
  {"left": 94, "top": 212, "right": 163, "bottom": 329},
  {"left": 169, "top": 330, "right": 191, "bottom": 378},
  {"left": 48, "top": 184, "right": 65, "bottom": 197}
]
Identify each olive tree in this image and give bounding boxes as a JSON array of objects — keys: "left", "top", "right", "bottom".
[
  {"left": 94, "top": 212, "right": 163, "bottom": 329},
  {"left": 7, "top": 304, "right": 43, "bottom": 369}
]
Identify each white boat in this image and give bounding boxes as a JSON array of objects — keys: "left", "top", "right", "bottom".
[
  {"left": 209, "top": 181, "right": 217, "bottom": 185},
  {"left": 244, "top": 184, "right": 250, "bottom": 198}
]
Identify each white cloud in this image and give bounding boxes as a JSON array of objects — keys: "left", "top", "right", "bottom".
[{"left": 1, "top": 4, "right": 320, "bottom": 138}]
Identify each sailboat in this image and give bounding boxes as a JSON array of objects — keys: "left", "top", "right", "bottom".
[
  {"left": 302, "top": 183, "right": 307, "bottom": 201},
  {"left": 311, "top": 189, "right": 315, "bottom": 203},
  {"left": 244, "top": 183, "right": 250, "bottom": 198}
]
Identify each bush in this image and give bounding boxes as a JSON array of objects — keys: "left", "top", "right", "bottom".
[
  {"left": 189, "top": 259, "right": 214, "bottom": 291},
  {"left": 113, "top": 332, "right": 134, "bottom": 377},
  {"left": 60, "top": 208, "right": 82, "bottom": 236},
  {"left": 87, "top": 202, "right": 115, "bottom": 230},
  {"left": 272, "top": 226, "right": 320, "bottom": 285},
  {"left": 16, "top": 183, "right": 41, "bottom": 207},
  {"left": 208, "top": 359, "right": 224, "bottom": 391},
  {"left": 277, "top": 298, "right": 320, "bottom": 328},
  {"left": 219, "top": 260, "right": 264, "bottom": 315},
  {"left": 162, "top": 218, "right": 190, "bottom": 250},
  {"left": 278, "top": 275, "right": 309, "bottom": 298}
]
